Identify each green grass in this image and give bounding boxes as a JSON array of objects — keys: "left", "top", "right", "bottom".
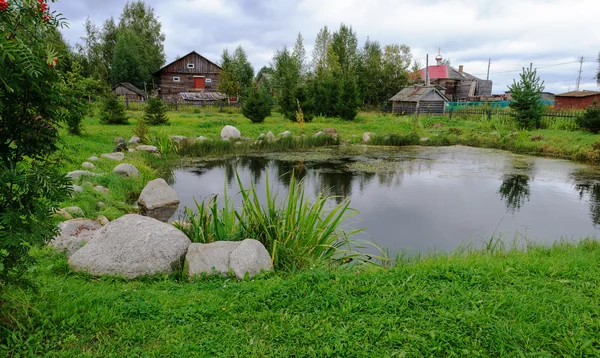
[{"left": 2, "top": 239, "right": 600, "bottom": 356}]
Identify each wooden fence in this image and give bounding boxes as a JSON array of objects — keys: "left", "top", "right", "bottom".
[{"left": 120, "top": 99, "right": 241, "bottom": 114}]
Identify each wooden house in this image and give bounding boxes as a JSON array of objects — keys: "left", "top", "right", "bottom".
[
  {"left": 555, "top": 90, "right": 600, "bottom": 110},
  {"left": 389, "top": 85, "right": 449, "bottom": 114},
  {"left": 112, "top": 82, "right": 147, "bottom": 101},
  {"left": 419, "top": 52, "right": 492, "bottom": 101},
  {"left": 153, "top": 51, "right": 223, "bottom": 100}
]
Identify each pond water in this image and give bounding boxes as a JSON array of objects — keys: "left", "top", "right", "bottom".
[{"left": 170, "top": 146, "right": 600, "bottom": 253}]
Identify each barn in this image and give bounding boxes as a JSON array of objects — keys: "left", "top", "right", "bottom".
[
  {"left": 112, "top": 82, "right": 147, "bottom": 101},
  {"left": 555, "top": 90, "right": 600, "bottom": 110},
  {"left": 389, "top": 85, "right": 449, "bottom": 115},
  {"left": 153, "top": 51, "right": 224, "bottom": 100}
]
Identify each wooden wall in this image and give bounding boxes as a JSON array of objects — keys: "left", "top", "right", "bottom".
[
  {"left": 113, "top": 86, "right": 144, "bottom": 101},
  {"left": 156, "top": 52, "right": 222, "bottom": 99},
  {"left": 555, "top": 95, "right": 600, "bottom": 110}
]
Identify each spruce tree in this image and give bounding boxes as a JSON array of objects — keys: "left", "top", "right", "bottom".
[
  {"left": 99, "top": 95, "right": 128, "bottom": 125},
  {"left": 336, "top": 73, "right": 360, "bottom": 120},
  {"left": 143, "top": 96, "right": 169, "bottom": 125},
  {"left": 242, "top": 85, "right": 271, "bottom": 123},
  {"left": 508, "top": 68, "right": 545, "bottom": 129}
]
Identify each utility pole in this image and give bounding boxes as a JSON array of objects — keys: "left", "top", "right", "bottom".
[
  {"left": 575, "top": 56, "right": 584, "bottom": 91},
  {"left": 425, "top": 54, "right": 429, "bottom": 86},
  {"left": 529, "top": 63, "right": 533, "bottom": 72},
  {"left": 486, "top": 58, "right": 491, "bottom": 81}
]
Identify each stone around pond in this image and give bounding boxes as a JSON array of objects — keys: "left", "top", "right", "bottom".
[
  {"left": 54, "top": 209, "right": 73, "bottom": 220},
  {"left": 221, "top": 125, "right": 241, "bottom": 140},
  {"left": 113, "top": 142, "right": 128, "bottom": 152},
  {"left": 229, "top": 239, "right": 272, "bottom": 279},
  {"left": 94, "top": 185, "right": 109, "bottom": 194},
  {"left": 266, "top": 131, "right": 276, "bottom": 142},
  {"left": 68, "top": 214, "right": 191, "bottom": 279},
  {"left": 49, "top": 219, "right": 102, "bottom": 258},
  {"left": 362, "top": 132, "right": 374, "bottom": 143},
  {"left": 136, "top": 145, "right": 158, "bottom": 152},
  {"left": 67, "top": 170, "right": 95, "bottom": 181},
  {"left": 63, "top": 206, "right": 85, "bottom": 218},
  {"left": 170, "top": 135, "right": 186, "bottom": 143},
  {"left": 88, "top": 156, "right": 99, "bottom": 161},
  {"left": 101, "top": 152, "right": 125, "bottom": 161},
  {"left": 128, "top": 136, "right": 141, "bottom": 144},
  {"left": 322, "top": 128, "right": 338, "bottom": 136},
  {"left": 113, "top": 163, "right": 140, "bottom": 177},
  {"left": 113, "top": 137, "right": 125, "bottom": 144},
  {"left": 96, "top": 216, "right": 110, "bottom": 226},
  {"left": 196, "top": 136, "right": 207, "bottom": 142},
  {"left": 138, "top": 178, "right": 180, "bottom": 222},
  {"left": 82, "top": 162, "right": 96, "bottom": 170},
  {"left": 279, "top": 131, "right": 291, "bottom": 137}
]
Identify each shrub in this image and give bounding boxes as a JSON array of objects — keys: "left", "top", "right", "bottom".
[
  {"left": 133, "top": 118, "right": 149, "bottom": 143},
  {"left": 576, "top": 101, "right": 600, "bottom": 133},
  {"left": 508, "top": 68, "right": 545, "bottom": 129},
  {"left": 99, "top": 96, "right": 128, "bottom": 125},
  {"left": 143, "top": 96, "right": 169, "bottom": 125},
  {"left": 242, "top": 85, "right": 271, "bottom": 123}
]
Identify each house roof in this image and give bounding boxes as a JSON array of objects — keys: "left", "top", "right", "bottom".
[
  {"left": 113, "top": 82, "right": 146, "bottom": 97},
  {"left": 152, "top": 51, "right": 221, "bottom": 76},
  {"left": 419, "top": 65, "right": 481, "bottom": 81},
  {"left": 556, "top": 90, "right": 600, "bottom": 98},
  {"left": 179, "top": 92, "right": 228, "bottom": 101},
  {"left": 389, "top": 86, "right": 450, "bottom": 102}
]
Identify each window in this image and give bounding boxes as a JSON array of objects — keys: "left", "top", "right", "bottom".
[
  {"left": 205, "top": 78, "right": 212, "bottom": 83},
  {"left": 187, "top": 63, "right": 194, "bottom": 69},
  {"left": 173, "top": 77, "right": 180, "bottom": 82}
]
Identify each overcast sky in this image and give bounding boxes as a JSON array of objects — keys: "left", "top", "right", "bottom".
[{"left": 53, "top": 0, "right": 599, "bottom": 95}]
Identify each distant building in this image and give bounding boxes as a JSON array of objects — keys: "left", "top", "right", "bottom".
[
  {"left": 389, "top": 85, "right": 449, "bottom": 114},
  {"left": 555, "top": 90, "right": 600, "bottom": 110},
  {"left": 112, "top": 82, "right": 146, "bottom": 101},
  {"left": 419, "top": 52, "right": 492, "bottom": 101},
  {"left": 504, "top": 91, "right": 555, "bottom": 101},
  {"left": 153, "top": 51, "right": 225, "bottom": 101}
]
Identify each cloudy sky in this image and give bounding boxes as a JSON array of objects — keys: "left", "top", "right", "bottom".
[{"left": 53, "top": 0, "right": 599, "bottom": 95}]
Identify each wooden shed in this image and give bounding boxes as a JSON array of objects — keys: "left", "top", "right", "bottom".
[
  {"left": 389, "top": 86, "right": 449, "bottom": 115},
  {"left": 153, "top": 51, "right": 222, "bottom": 100},
  {"left": 112, "top": 82, "right": 147, "bottom": 101},
  {"left": 555, "top": 90, "right": 600, "bottom": 110}
]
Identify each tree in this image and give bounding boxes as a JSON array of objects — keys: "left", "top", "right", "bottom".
[
  {"left": 358, "top": 38, "right": 384, "bottom": 106},
  {"left": 273, "top": 47, "right": 303, "bottom": 121},
  {"left": 381, "top": 44, "right": 412, "bottom": 102},
  {"left": 596, "top": 52, "right": 600, "bottom": 86},
  {"left": 508, "top": 67, "right": 545, "bottom": 129},
  {"left": 60, "top": 62, "right": 102, "bottom": 134},
  {"left": 292, "top": 32, "right": 307, "bottom": 75},
  {"left": 242, "top": 84, "right": 272, "bottom": 123},
  {"left": 312, "top": 26, "right": 332, "bottom": 73},
  {"left": 99, "top": 96, "right": 128, "bottom": 125},
  {"left": 111, "top": 30, "right": 146, "bottom": 88},
  {"left": 218, "top": 49, "right": 240, "bottom": 103},
  {"left": 576, "top": 101, "right": 600, "bottom": 133},
  {"left": 231, "top": 46, "right": 254, "bottom": 100},
  {"left": 336, "top": 72, "right": 360, "bottom": 120},
  {"left": 331, "top": 24, "right": 358, "bottom": 72},
  {"left": 143, "top": 96, "right": 169, "bottom": 125},
  {"left": 0, "top": 0, "right": 72, "bottom": 281}
]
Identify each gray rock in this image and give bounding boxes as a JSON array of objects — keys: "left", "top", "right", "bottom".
[
  {"left": 94, "top": 185, "right": 109, "bottom": 195},
  {"left": 97, "top": 202, "right": 105, "bottom": 208},
  {"left": 169, "top": 135, "right": 186, "bottom": 143},
  {"left": 113, "top": 163, "right": 140, "bottom": 177},
  {"left": 64, "top": 206, "right": 85, "bottom": 218},
  {"left": 82, "top": 162, "right": 96, "bottom": 170},
  {"left": 420, "top": 137, "right": 430, "bottom": 142},
  {"left": 88, "top": 156, "right": 99, "bottom": 162},
  {"left": 138, "top": 178, "right": 180, "bottom": 222},
  {"left": 185, "top": 241, "right": 241, "bottom": 278},
  {"left": 196, "top": 136, "right": 207, "bottom": 142},
  {"left": 54, "top": 209, "right": 73, "bottom": 220},
  {"left": 68, "top": 214, "right": 191, "bottom": 279},
  {"left": 113, "top": 137, "right": 125, "bottom": 144},
  {"left": 222, "top": 137, "right": 230, "bottom": 142},
  {"left": 257, "top": 133, "right": 266, "bottom": 140},
  {"left": 362, "top": 132, "right": 374, "bottom": 143},
  {"left": 72, "top": 185, "right": 84, "bottom": 194},
  {"left": 229, "top": 239, "right": 272, "bottom": 279},
  {"left": 322, "top": 128, "right": 338, "bottom": 136},
  {"left": 279, "top": 131, "right": 291, "bottom": 137},
  {"left": 136, "top": 145, "right": 158, "bottom": 153},
  {"left": 128, "top": 136, "right": 141, "bottom": 144},
  {"left": 221, "top": 125, "right": 241, "bottom": 140},
  {"left": 101, "top": 152, "right": 125, "bottom": 161},
  {"left": 266, "top": 131, "right": 276, "bottom": 143},
  {"left": 113, "top": 142, "right": 128, "bottom": 152},
  {"left": 96, "top": 216, "right": 110, "bottom": 226},
  {"left": 313, "top": 131, "right": 325, "bottom": 137},
  {"left": 128, "top": 148, "right": 135, "bottom": 153},
  {"left": 67, "top": 170, "right": 95, "bottom": 181},
  {"left": 49, "top": 219, "right": 102, "bottom": 257}
]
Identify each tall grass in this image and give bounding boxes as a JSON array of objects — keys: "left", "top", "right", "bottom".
[{"left": 175, "top": 171, "right": 366, "bottom": 271}]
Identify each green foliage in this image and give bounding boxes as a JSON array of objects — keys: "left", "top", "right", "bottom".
[
  {"left": 110, "top": 30, "right": 146, "bottom": 89},
  {"left": 217, "top": 49, "right": 240, "bottom": 101},
  {"left": 133, "top": 118, "right": 149, "bottom": 143},
  {"left": 576, "top": 101, "right": 600, "bottom": 133},
  {"left": 242, "top": 84, "right": 272, "bottom": 123},
  {"left": 99, "top": 95, "right": 128, "bottom": 125},
  {"left": 508, "top": 68, "right": 545, "bottom": 130},
  {"left": 231, "top": 46, "right": 254, "bottom": 98},
  {"left": 0, "top": 1, "right": 72, "bottom": 282},
  {"left": 335, "top": 72, "right": 360, "bottom": 120},
  {"left": 60, "top": 62, "right": 102, "bottom": 135},
  {"left": 143, "top": 96, "right": 169, "bottom": 125},
  {"left": 273, "top": 47, "right": 306, "bottom": 121}
]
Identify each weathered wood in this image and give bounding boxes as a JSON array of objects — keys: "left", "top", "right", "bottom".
[{"left": 154, "top": 51, "right": 222, "bottom": 99}]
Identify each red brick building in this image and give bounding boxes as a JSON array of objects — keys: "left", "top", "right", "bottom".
[{"left": 555, "top": 90, "right": 600, "bottom": 110}]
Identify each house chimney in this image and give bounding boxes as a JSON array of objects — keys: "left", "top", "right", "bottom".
[{"left": 458, "top": 65, "right": 464, "bottom": 74}]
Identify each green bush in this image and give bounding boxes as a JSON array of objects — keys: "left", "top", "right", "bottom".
[
  {"left": 576, "top": 101, "right": 600, "bottom": 133},
  {"left": 242, "top": 85, "right": 272, "bottom": 123},
  {"left": 143, "top": 96, "right": 169, "bottom": 125},
  {"left": 99, "top": 96, "right": 128, "bottom": 125},
  {"left": 508, "top": 68, "right": 545, "bottom": 129}
]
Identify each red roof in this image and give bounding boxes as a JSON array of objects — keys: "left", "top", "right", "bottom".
[{"left": 419, "top": 65, "right": 449, "bottom": 80}]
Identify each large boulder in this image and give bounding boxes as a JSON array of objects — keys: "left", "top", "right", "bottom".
[
  {"left": 185, "top": 239, "right": 271, "bottom": 280},
  {"left": 138, "top": 178, "right": 180, "bottom": 222},
  {"left": 49, "top": 219, "right": 102, "bottom": 257},
  {"left": 101, "top": 152, "right": 125, "bottom": 161},
  {"left": 221, "top": 125, "right": 241, "bottom": 140},
  {"left": 113, "top": 163, "right": 140, "bottom": 177},
  {"left": 68, "top": 214, "right": 191, "bottom": 278}
]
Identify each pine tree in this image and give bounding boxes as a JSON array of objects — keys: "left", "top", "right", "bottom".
[
  {"left": 242, "top": 85, "right": 271, "bottom": 123},
  {"left": 143, "top": 96, "right": 169, "bottom": 125},
  {"left": 336, "top": 72, "right": 360, "bottom": 120},
  {"left": 99, "top": 95, "right": 128, "bottom": 125},
  {"left": 508, "top": 68, "right": 545, "bottom": 129}
]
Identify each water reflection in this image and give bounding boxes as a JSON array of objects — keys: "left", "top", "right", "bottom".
[
  {"left": 575, "top": 183, "right": 600, "bottom": 226},
  {"left": 498, "top": 174, "right": 531, "bottom": 213}
]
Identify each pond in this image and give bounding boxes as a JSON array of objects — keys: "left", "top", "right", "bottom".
[{"left": 169, "top": 146, "right": 600, "bottom": 254}]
